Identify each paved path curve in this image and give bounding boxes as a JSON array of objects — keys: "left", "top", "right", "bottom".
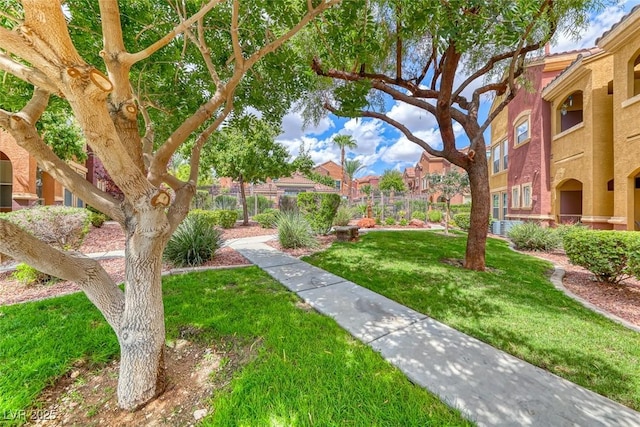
[{"left": 229, "top": 235, "right": 640, "bottom": 427}]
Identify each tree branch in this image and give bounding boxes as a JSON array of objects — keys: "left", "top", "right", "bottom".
[
  {"left": 0, "top": 51, "right": 61, "bottom": 96},
  {"left": 0, "top": 90, "right": 125, "bottom": 223},
  {"left": 230, "top": 0, "right": 245, "bottom": 71},
  {"left": 124, "top": 0, "right": 224, "bottom": 65},
  {"left": 0, "top": 218, "right": 125, "bottom": 332}
]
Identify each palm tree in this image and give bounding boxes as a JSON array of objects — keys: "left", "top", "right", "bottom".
[
  {"left": 344, "top": 158, "right": 364, "bottom": 200},
  {"left": 332, "top": 135, "right": 357, "bottom": 196}
]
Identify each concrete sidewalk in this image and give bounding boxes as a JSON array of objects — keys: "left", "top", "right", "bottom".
[{"left": 228, "top": 236, "right": 640, "bottom": 427}]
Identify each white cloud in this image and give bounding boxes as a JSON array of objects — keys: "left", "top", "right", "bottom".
[
  {"left": 551, "top": 4, "right": 629, "bottom": 53},
  {"left": 387, "top": 102, "right": 438, "bottom": 133},
  {"left": 342, "top": 118, "right": 386, "bottom": 155},
  {"left": 277, "top": 110, "right": 334, "bottom": 140}
]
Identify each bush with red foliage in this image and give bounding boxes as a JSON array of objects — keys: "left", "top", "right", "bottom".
[{"left": 356, "top": 218, "right": 376, "bottom": 228}]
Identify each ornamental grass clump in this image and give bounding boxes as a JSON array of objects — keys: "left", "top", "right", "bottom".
[
  {"left": 276, "top": 212, "right": 317, "bottom": 249},
  {"left": 563, "top": 229, "right": 640, "bottom": 284},
  {"left": 163, "top": 215, "right": 223, "bottom": 267},
  {"left": 507, "top": 222, "right": 561, "bottom": 252}
]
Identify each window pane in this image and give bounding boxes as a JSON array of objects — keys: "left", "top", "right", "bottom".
[
  {"left": 502, "top": 192, "right": 508, "bottom": 218},
  {"left": 516, "top": 120, "right": 529, "bottom": 144},
  {"left": 512, "top": 187, "right": 519, "bottom": 207},
  {"left": 492, "top": 194, "right": 500, "bottom": 219},
  {"left": 492, "top": 145, "right": 500, "bottom": 173},
  {"left": 502, "top": 140, "right": 508, "bottom": 169}
]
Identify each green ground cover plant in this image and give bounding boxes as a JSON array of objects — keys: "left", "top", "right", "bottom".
[
  {"left": 304, "top": 231, "right": 640, "bottom": 410},
  {"left": 0, "top": 268, "right": 470, "bottom": 426}
]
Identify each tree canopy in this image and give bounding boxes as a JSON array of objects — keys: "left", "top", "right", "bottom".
[
  {"left": 0, "top": 0, "right": 339, "bottom": 410},
  {"left": 379, "top": 169, "right": 406, "bottom": 193},
  {"left": 304, "top": 0, "right": 605, "bottom": 270}
]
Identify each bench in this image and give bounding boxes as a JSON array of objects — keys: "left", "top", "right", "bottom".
[{"left": 334, "top": 225, "right": 359, "bottom": 242}]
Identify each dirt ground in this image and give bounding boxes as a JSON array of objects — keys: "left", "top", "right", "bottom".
[{"left": 1, "top": 222, "right": 638, "bottom": 425}]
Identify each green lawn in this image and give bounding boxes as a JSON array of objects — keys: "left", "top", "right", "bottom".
[
  {"left": 0, "top": 267, "right": 471, "bottom": 426},
  {"left": 305, "top": 230, "right": 640, "bottom": 410}
]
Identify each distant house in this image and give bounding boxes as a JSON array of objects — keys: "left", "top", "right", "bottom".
[
  {"left": 312, "top": 160, "right": 345, "bottom": 194},
  {"left": 413, "top": 151, "right": 467, "bottom": 204},
  {"left": 402, "top": 167, "right": 416, "bottom": 193},
  {"left": 353, "top": 174, "right": 380, "bottom": 200},
  {"left": 0, "top": 129, "right": 88, "bottom": 212}
]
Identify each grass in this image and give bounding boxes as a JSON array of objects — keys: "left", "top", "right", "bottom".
[
  {"left": 0, "top": 267, "right": 471, "bottom": 426},
  {"left": 304, "top": 231, "right": 640, "bottom": 410}
]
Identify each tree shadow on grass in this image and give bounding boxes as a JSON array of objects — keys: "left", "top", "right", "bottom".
[{"left": 478, "top": 325, "right": 640, "bottom": 410}]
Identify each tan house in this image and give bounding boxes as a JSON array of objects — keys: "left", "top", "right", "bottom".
[
  {"left": 414, "top": 151, "right": 467, "bottom": 204},
  {"left": 595, "top": 6, "right": 640, "bottom": 230},
  {"left": 542, "top": 49, "right": 614, "bottom": 229}
]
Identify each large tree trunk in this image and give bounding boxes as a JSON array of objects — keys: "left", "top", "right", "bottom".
[
  {"left": 116, "top": 207, "right": 171, "bottom": 410},
  {"left": 239, "top": 175, "right": 249, "bottom": 226},
  {"left": 464, "top": 151, "right": 490, "bottom": 271}
]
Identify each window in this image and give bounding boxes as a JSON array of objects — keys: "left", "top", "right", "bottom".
[
  {"left": 492, "top": 194, "right": 500, "bottom": 220},
  {"left": 492, "top": 145, "right": 500, "bottom": 174},
  {"left": 558, "top": 91, "right": 583, "bottom": 133},
  {"left": 515, "top": 119, "right": 529, "bottom": 145},
  {"left": 334, "top": 180, "right": 341, "bottom": 190},
  {"left": 502, "top": 192, "right": 508, "bottom": 219},
  {"left": 631, "top": 52, "right": 640, "bottom": 97},
  {"left": 0, "top": 152, "right": 12, "bottom": 213},
  {"left": 63, "top": 188, "right": 84, "bottom": 208},
  {"left": 502, "top": 140, "right": 508, "bottom": 170},
  {"left": 512, "top": 186, "right": 520, "bottom": 208},
  {"left": 522, "top": 184, "right": 532, "bottom": 208}
]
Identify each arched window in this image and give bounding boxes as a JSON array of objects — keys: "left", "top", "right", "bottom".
[
  {"left": 631, "top": 52, "right": 640, "bottom": 97},
  {"left": 557, "top": 91, "right": 583, "bottom": 133},
  {"left": 0, "top": 151, "right": 13, "bottom": 212}
]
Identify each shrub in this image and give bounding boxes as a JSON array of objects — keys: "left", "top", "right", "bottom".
[
  {"left": 507, "top": 222, "right": 561, "bottom": 252},
  {"left": 188, "top": 209, "right": 218, "bottom": 228},
  {"left": 450, "top": 203, "right": 472, "bottom": 214},
  {"left": 88, "top": 211, "right": 107, "bottom": 228},
  {"left": 163, "top": 215, "right": 223, "bottom": 267},
  {"left": 411, "top": 211, "right": 426, "bottom": 221},
  {"left": 255, "top": 195, "right": 274, "bottom": 213},
  {"left": 397, "top": 210, "right": 407, "bottom": 220},
  {"left": 452, "top": 213, "right": 470, "bottom": 231},
  {"left": 427, "top": 210, "right": 443, "bottom": 223},
  {"left": 279, "top": 195, "right": 298, "bottom": 213},
  {"left": 253, "top": 211, "right": 278, "bottom": 228},
  {"left": 384, "top": 217, "right": 396, "bottom": 226},
  {"left": 12, "top": 263, "right": 56, "bottom": 286},
  {"left": 563, "top": 229, "right": 640, "bottom": 284},
  {"left": 212, "top": 210, "right": 238, "bottom": 229},
  {"left": 399, "top": 219, "right": 408, "bottom": 226},
  {"left": 2, "top": 206, "right": 90, "bottom": 250},
  {"left": 333, "top": 206, "right": 353, "bottom": 226},
  {"left": 297, "top": 193, "right": 341, "bottom": 235},
  {"left": 214, "top": 195, "right": 237, "bottom": 210},
  {"left": 276, "top": 212, "right": 317, "bottom": 249},
  {"left": 356, "top": 218, "right": 376, "bottom": 228}
]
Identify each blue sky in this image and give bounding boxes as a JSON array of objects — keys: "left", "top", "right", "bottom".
[{"left": 275, "top": 1, "right": 639, "bottom": 178}]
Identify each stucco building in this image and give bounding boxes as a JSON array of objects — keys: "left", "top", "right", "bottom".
[
  {"left": 0, "top": 129, "right": 88, "bottom": 212},
  {"left": 488, "top": 6, "right": 640, "bottom": 230}
]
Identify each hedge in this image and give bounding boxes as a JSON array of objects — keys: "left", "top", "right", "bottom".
[{"left": 563, "top": 229, "right": 640, "bottom": 284}]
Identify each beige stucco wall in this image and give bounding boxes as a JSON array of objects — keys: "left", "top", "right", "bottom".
[
  {"left": 547, "top": 53, "right": 614, "bottom": 227},
  {"left": 610, "top": 39, "right": 640, "bottom": 229}
]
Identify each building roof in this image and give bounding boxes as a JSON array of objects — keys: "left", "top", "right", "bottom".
[
  {"left": 541, "top": 48, "right": 602, "bottom": 98},
  {"left": 403, "top": 167, "right": 416, "bottom": 178},
  {"left": 596, "top": 4, "right": 640, "bottom": 46}
]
